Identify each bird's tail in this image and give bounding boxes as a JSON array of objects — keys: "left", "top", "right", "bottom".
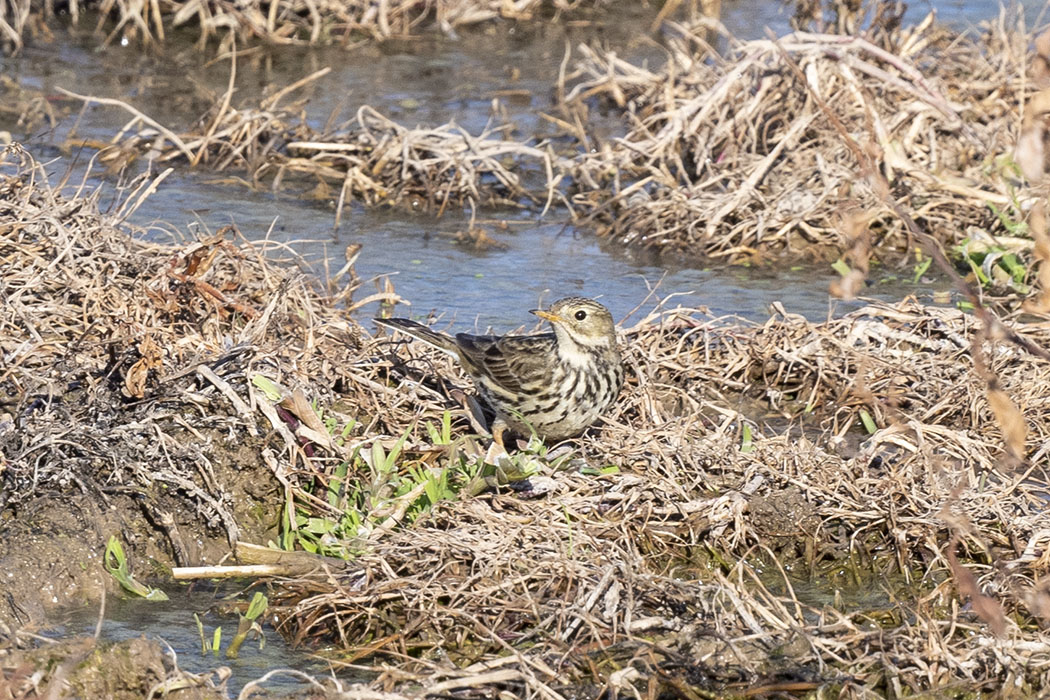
[{"left": 374, "top": 318, "right": 460, "bottom": 356}]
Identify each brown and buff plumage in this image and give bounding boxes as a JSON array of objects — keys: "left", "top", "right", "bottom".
[{"left": 375, "top": 297, "right": 624, "bottom": 442}]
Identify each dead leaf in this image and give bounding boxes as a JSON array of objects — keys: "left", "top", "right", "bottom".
[
  {"left": 1015, "top": 90, "right": 1050, "bottom": 182},
  {"left": 122, "top": 335, "right": 162, "bottom": 399},
  {"left": 986, "top": 385, "right": 1027, "bottom": 460},
  {"left": 280, "top": 389, "right": 322, "bottom": 432},
  {"left": 946, "top": 536, "right": 1007, "bottom": 638},
  {"left": 1023, "top": 201, "right": 1050, "bottom": 313}
]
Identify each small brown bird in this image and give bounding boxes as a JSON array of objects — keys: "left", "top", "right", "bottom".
[{"left": 375, "top": 297, "right": 624, "bottom": 442}]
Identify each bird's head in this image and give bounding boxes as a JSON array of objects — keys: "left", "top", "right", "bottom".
[{"left": 531, "top": 297, "right": 617, "bottom": 350}]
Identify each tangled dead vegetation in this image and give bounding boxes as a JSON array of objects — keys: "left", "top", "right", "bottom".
[
  {"left": 61, "top": 77, "right": 555, "bottom": 219},
  {"left": 0, "top": 141, "right": 397, "bottom": 605},
  {"left": 54, "top": 4, "right": 1050, "bottom": 272},
  {"left": 0, "top": 0, "right": 610, "bottom": 54},
  {"left": 562, "top": 8, "right": 1036, "bottom": 260},
  {"left": 271, "top": 296, "right": 1050, "bottom": 697},
  {"left": 2, "top": 147, "right": 1050, "bottom": 695}
]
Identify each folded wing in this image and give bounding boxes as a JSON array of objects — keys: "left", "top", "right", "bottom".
[{"left": 455, "top": 333, "right": 555, "bottom": 395}]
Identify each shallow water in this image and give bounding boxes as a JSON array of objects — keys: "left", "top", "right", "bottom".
[
  {"left": 0, "top": 0, "right": 1007, "bottom": 329},
  {"left": 54, "top": 585, "right": 343, "bottom": 695}
]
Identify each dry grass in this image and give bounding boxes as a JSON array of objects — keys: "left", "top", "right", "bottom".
[
  {"left": 3, "top": 141, "right": 1050, "bottom": 695},
  {"left": 5, "top": 1, "right": 1050, "bottom": 692},
  {"left": 0, "top": 0, "right": 610, "bottom": 53},
  {"left": 560, "top": 7, "right": 1036, "bottom": 261},
  {"left": 271, "top": 298, "right": 1050, "bottom": 697},
  {"left": 54, "top": 4, "right": 1049, "bottom": 275},
  {"left": 60, "top": 75, "right": 557, "bottom": 222},
  {"left": 0, "top": 142, "right": 392, "bottom": 531}
]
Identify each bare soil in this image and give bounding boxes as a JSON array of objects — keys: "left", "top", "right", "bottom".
[{"left": 1, "top": 636, "right": 229, "bottom": 699}]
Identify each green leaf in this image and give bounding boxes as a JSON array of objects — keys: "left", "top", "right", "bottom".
[
  {"left": 194, "top": 613, "right": 208, "bottom": 655},
  {"left": 740, "top": 423, "right": 754, "bottom": 453},
  {"left": 309, "top": 517, "right": 339, "bottom": 535},
  {"left": 388, "top": 429, "right": 410, "bottom": 466},
  {"left": 441, "top": 410, "right": 452, "bottom": 444},
  {"left": 859, "top": 409, "right": 877, "bottom": 434},
  {"left": 987, "top": 202, "right": 1028, "bottom": 235},
  {"left": 581, "top": 464, "right": 620, "bottom": 476},
  {"left": 1001, "top": 253, "right": 1026, "bottom": 283},
  {"left": 831, "top": 260, "right": 852, "bottom": 277},
  {"left": 372, "top": 441, "right": 387, "bottom": 474},
  {"left": 245, "top": 592, "right": 268, "bottom": 620},
  {"left": 912, "top": 256, "right": 931, "bottom": 284},
  {"left": 104, "top": 536, "right": 169, "bottom": 601},
  {"left": 251, "top": 375, "right": 283, "bottom": 402},
  {"left": 329, "top": 459, "right": 349, "bottom": 507}
]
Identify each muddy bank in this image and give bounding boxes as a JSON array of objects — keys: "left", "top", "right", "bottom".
[
  {"left": 2, "top": 143, "right": 1049, "bottom": 696},
  {"left": 0, "top": 636, "right": 231, "bottom": 699},
  {"left": 0, "top": 141, "right": 367, "bottom": 627}
]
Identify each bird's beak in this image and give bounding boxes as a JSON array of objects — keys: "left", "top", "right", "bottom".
[{"left": 531, "top": 309, "right": 564, "bottom": 324}]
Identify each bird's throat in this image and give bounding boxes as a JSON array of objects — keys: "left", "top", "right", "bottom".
[{"left": 556, "top": 337, "right": 611, "bottom": 369}]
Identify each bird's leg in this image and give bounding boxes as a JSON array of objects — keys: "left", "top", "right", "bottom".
[
  {"left": 491, "top": 419, "right": 507, "bottom": 450},
  {"left": 483, "top": 417, "right": 511, "bottom": 468},
  {"left": 449, "top": 389, "right": 511, "bottom": 470}
]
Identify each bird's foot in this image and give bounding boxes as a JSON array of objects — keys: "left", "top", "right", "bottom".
[{"left": 485, "top": 420, "right": 510, "bottom": 464}]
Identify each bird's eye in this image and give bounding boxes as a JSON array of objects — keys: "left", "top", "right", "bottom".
[{"left": 574, "top": 310, "right": 587, "bottom": 321}]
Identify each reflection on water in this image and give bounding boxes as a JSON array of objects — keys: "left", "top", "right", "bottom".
[
  {"left": 0, "top": 0, "right": 1014, "bottom": 330},
  {"left": 55, "top": 585, "right": 343, "bottom": 696},
  {"left": 126, "top": 170, "right": 949, "bottom": 331}
]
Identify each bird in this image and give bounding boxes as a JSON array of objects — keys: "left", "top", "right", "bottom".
[{"left": 374, "top": 297, "right": 624, "bottom": 443}]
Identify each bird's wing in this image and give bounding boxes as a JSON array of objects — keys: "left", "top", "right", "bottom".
[{"left": 455, "top": 333, "right": 555, "bottom": 394}]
